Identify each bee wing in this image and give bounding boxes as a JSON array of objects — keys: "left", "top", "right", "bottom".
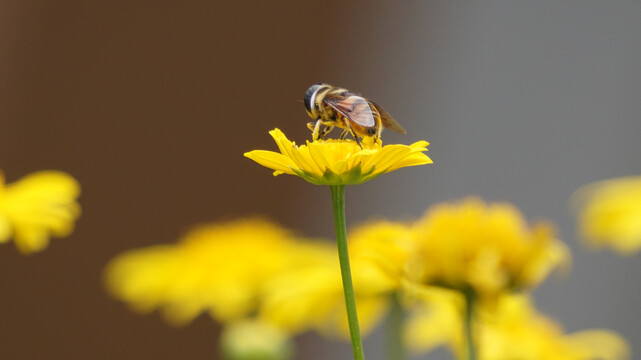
[
  {"left": 370, "top": 101, "right": 406, "bottom": 134},
  {"left": 325, "top": 95, "right": 376, "bottom": 128}
]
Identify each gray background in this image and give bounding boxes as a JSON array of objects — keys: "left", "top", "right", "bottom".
[
  {"left": 1, "top": 1, "right": 639, "bottom": 359},
  {"left": 309, "top": 2, "right": 641, "bottom": 359}
]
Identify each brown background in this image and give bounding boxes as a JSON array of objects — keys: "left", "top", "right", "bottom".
[
  {"left": 2, "top": 2, "right": 641, "bottom": 360},
  {"left": 0, "top": 1, "right": 350, "bottom": 359}
]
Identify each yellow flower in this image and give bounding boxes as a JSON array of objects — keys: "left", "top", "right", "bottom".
[
  {"left": 104, "top": 218, "right": 307, "bottom": 325},
  {"left": 0, "top": 170, "right": 81, "bottom": 254},
  {"left": 406, "top": 293, "right": 629, "bottom": 360},
  {"left": 260, "top": 221, "right": 415, "bottom": 338},
  {"left": 478, "top": 296, "right": 629, "bottom": 360},
  {"left": 244, "top": 128, "right": 432, "bottom": 185},
  {"left": 348, "top": 220, "right": 417, "bottom": 292},
  {"left": 220, "top": 318, "right": 294, "bottom": 360},
  {"left": 259, "top": 240, "right": 390, "bottom": 338},
  {"left": 403, "top": 286, "right": 463, "bottom": 355},
  {"left": 410, "top": 198, "right": 569, "bottom": 301},
  {"left": 573, "top": 176, "right": 641, "bottom": 254}
]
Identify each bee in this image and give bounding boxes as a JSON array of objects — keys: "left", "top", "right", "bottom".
[{"left": 303, "top": 83, "right": 406, "bottom": 145}]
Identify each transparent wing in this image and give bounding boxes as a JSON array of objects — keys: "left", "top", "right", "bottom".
[
  {"left": 370, "top": 101, "right": 406, "bottom": 134},
  {"left": 325, "top": 95, "right": 376, "bottom": 127}
]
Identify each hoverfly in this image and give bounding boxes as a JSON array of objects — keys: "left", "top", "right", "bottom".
[{"left": 303, "top": 83, "right": 406, "bottom": 145}]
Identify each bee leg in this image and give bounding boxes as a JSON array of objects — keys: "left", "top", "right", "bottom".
[
  {"left": 339, "top": 129, "right": 350, "bottom": 140},
  {"left": 354, "top": 136, "right": 363, "bottom": 148},
  {"left": 344, "top": 126, "right": 363, "bottom": 148},
  {"left": 307, "top": 121, "right": 317, "bottom": 132},
  {"left": 309, "top": 120, "right": 323, "bottom": 141},
  {"left": 319, "top": 125, "right": 333, "bottom": 140}
]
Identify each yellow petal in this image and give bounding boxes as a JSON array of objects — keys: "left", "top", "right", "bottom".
[{"left": 244, "top": 150, "right": 297, "bottom": 175}]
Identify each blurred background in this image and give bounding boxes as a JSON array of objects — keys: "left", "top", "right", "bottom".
[{"left": 1, "top": 1, "right": 640, "bottom": 359}]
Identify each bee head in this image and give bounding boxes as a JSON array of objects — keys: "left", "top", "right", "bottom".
[{"left": 303, "top": 83, "right": 325, "bottom": 118}]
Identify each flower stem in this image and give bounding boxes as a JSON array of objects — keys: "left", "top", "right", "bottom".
[
  {"left": 463, "top": 288, "right": 477, "bottom": 360},
  {"left": 386, "top": 295, "right": 405, "bottom": 360},
  {"left": 330, "top": 185, "right": 365, "bottom": 360}
]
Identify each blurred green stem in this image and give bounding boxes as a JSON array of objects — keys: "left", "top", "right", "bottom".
[
  {"left": 386, "top": 295, "right": 405, "bottom": 360},
  {"left": 330, "top": 185, "right": 365, "bottom": 360},
  {"left": 463, "top": 288, "right": 477, "bottom": 360}
]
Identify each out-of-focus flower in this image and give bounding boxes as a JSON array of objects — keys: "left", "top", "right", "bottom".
[
  {"left": 409, "top": 198, "right": 569, "bottom": 302},
  {"left": 259, "top": 240, "right": 389, "bottom": 338},
  {"left": 244, "top": 128, "right": 432, "bottom": 185},
  {"left": 0, "top": 170, "right": 81, "bottom": 254},
  {"left": 105, "top": 216, "right": 416, "bottom": 341},
  {"left": 260, "top": 220, "right": 415, "bottom": 338},
  {"left": 403, "top": 286, "right": 463, "bottom": 356},
  {"left": 406, "top": 293, "right": 629, "bottom": 360},
  {"left": 348, "top": 220, "right": 417, "bottom": 291},
  {"left": 104, "top": 218, "right": 312, "bottom": 325},
  {"left": 573, "top": 176, "right": 641, "bottom": 254},
  {"left": 220, "top": 318, "right": 294, "bottom": 360}
]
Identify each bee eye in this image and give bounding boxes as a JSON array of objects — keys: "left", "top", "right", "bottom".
[{"left": 304, "top": 84, "right": 321, "bottom": 114}]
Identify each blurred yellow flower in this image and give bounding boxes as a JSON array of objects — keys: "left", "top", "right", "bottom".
[
  {"left": 220, "top": 318, "right": 294, "bottom": 360},
  {"left": 259, "top": 240, "right": 389, "bottom": 338},
  {"left": 244, "top": 128, "right": 432, "bottom": 185},
  {"left": 105, "top": 217, "right": 416, "bottom": 340},
  {"left": 104, "top": 218, "right": 309, "bottom": 325},
  {"left": 260, "top": 220, "right": 414, "bottom": 338},
  {"left": 410, "top": 198, "right": 569, "bottom": 301},
  {"left": 0, "top": 170, "right": 81, "bottom": 254},
  {"left": 479, "top": 296, "right": 629, "bottom": 360},
  {"left": 406, "top": 293, "right": 629, "bottom": 360},
  {"left": 573, "top": 176, "right": 641, "bottom": 254},
  {"left": 403, "top": 286, "right": 463, "bottom": 355},
  {"left": 348, "top": 220, "right": 417, "bottom": 292}
]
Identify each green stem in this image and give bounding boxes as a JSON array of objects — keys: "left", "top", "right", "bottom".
[
  {"left": 386, "top": 295, "right": 405, "bottom": 360},
  {"left": 330, "top": 185, "right": 365, "bottom": 360},
  {"left": 463, "top": 288, "right": 477, "bottom": 360}
]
